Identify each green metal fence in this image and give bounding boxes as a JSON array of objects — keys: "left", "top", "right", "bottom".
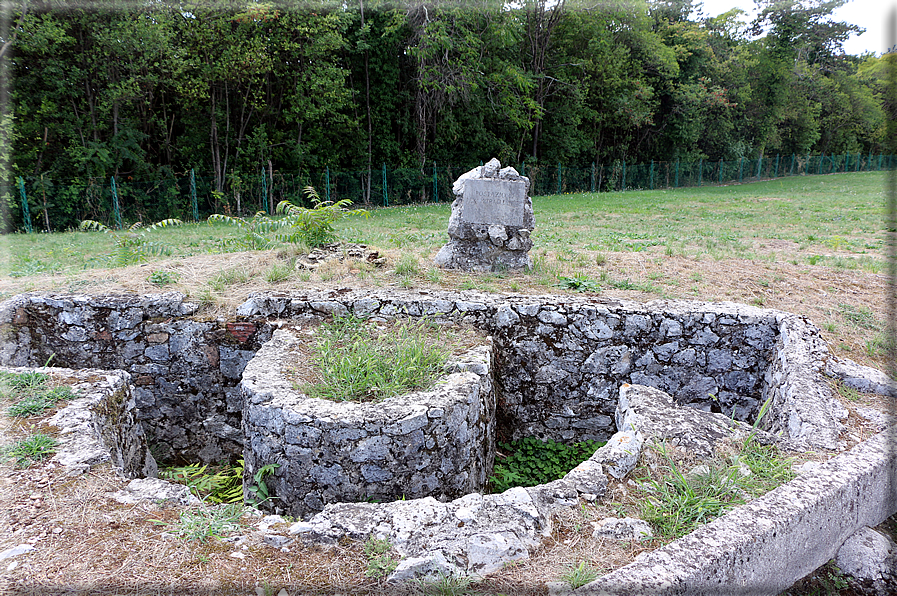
[{"left": 5, "top": 152, "right": 894, "bottom": 232}]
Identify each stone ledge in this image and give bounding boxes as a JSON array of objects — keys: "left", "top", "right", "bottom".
[
  {"left": 570, "top": 424, "right": 897, "bottom": 596},
  {"left": 0, "top": 366, "right": 157, "bottom": 478}
]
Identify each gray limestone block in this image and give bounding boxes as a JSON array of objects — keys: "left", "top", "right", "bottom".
[
  {"left": 592, "top": 517, "right": 653, "bottom": 541},
  {"left": 590, "top": 430, "right": 643, "bottom": 479},
  {"left": 835, "top": 526, "right": 897, "bottom": 594}
]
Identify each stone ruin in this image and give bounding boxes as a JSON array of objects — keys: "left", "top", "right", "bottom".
[
  {"left": 1, "top": 289, "right": 894, "bottom": 584},
  {"left": 433, "top": 158, "right": 534, "bottom": 271}
]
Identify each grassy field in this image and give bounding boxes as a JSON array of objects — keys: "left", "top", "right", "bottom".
[
  {"left": 0, "top": 170, "right": 890, "bottom": 370},
  {"left": 0, "top": 171, "right": 893, "bottom": 594}
]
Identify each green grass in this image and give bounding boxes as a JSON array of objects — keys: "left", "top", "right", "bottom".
[
  {"left": 302, "top": 315, "right": 459, "bottom": 402},
  {"left": 0, "top": 172, "right": 887, "bottom": 279},
  {"left": 559, "top": 561, "right": 600, "bottom": 589},
  {"left": 1, "top": 372, "right": 75, "bottom": 417},
  {"left": 637, "top": 438, "right": 795, "bottom": 540},
  {"left": 4, "top": 433, "right": 58, "bottom": 467},
  {"left": 152, "top": 503, "right": 244, "bottom": 543}
]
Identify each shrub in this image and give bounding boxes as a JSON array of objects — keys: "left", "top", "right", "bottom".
[{"left": 489, "top": 436, "right": 603, "bottom": 492}]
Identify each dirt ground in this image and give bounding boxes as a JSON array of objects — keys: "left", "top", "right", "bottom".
[{"left": 0, "top": 243, "right": 894, "bottom": 595}]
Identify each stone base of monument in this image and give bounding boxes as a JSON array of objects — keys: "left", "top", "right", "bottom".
[
  {"left": 434, "top": 234, "right": 533, "bottom": 272},
  {"left": 434, "top": 158, "right": 534, "bottom": 272}
]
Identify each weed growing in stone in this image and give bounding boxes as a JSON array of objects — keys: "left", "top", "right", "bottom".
[
  {"left": 637, "top": 437, "right": 795, "bottom": 540},
  {"left": 7, "top": 393, "right": 57, "bottom": 417},
  {"left": 559, "top": 561, "right": 600, "bottom": 589},
  {"left": 4, "top": 433, "right": 58, "bottom": 467},
  {"left": 1, "top": 371, "right": 49, "bottom": 392},
  {"left": 305, "top": 315, "right": 456, "bottom": 402},
  {"left": 363, "top": 535, "right": 398, "bottom": 578},
  {"left": 489, "top": 437, "right": 604, "bottom": 492},
  {"left": 152, "top": 503, "right": 244, "bottom": 543}
]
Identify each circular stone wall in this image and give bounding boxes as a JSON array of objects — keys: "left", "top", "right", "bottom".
[{"left": 240, "top": 325, "right": 495, "bottom": 517}]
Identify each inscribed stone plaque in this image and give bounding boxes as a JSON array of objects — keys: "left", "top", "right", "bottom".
[{"left": 461, "top": 179, "right": 526, "bottom": 227}]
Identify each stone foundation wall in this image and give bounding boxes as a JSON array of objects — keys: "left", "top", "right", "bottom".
[
  {"left": 0, "top": 293, "right": 272, "bottom": 463},
  {"left": 240, "top": 326, "right": 495, "bottom": 517},
  {"left": 236, "top": 291, "right": 786, "bottom": 444},
  {"left": 1, "top": 366, "right": 157, "bottom": 478}
]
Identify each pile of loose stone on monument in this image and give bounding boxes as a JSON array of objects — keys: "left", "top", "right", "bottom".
[{"left": 1, "top": 287, "right": 894, "bottom": 584}]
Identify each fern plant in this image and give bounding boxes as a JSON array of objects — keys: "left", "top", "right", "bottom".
[
  {"left": 208, "top": 186, "right": 366, "bottom": 249},
  {"left": 79, "top": 218, "right": 182, "bottom": 266},
  {"left": 275, "top": 186, "right": 368, "bottom": 247}
]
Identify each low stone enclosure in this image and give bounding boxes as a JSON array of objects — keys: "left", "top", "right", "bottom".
[{"left": 1, "top": 289, "right": 895, "bottom": 591}]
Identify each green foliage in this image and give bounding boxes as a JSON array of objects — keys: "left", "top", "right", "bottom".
[
  {"left": 304, "top": 315, "right": 453, "bottom": 402},
  {"left": 208, "top": 186, "right": 366, "bottom": 250},
  {"left": 637, "top": 438, "right": 795, "bottom": 540},
  {"left": 1, "top": 371, "right": 74, "bottom": 417},
  {"left": 152, "top": 503, "right": 244, "bottom": 544},
  {"left": 275, "top": 186, "right": 368, "bottom": 247},
  {"left": 4, "top": 433, "right": 58, "bottom": 468},
  {"left": 1, "top": 371, "right": 48, "bottom": 391},
  {"left": 147, "top": 270, "right": 179, "bottom": 286},
  {"left": 79, "top": 218, "right": 182, "bottom": 266},
  {"left": 837, "top": 303, "right": 880, "bottom": 330},
  {"left": 246, "top": 462, "right": 280, "bottom": 506},
  {"left": 207, "top": 212, "right": 280, "bottom": 251},
  {"left": 556, "top": 273, "right": 600, "bottom": 292},
  {"left": 363, "top": 535, "right": 399, "bottom": 579},
  {"left": 489, "top": 437, "right": 604, "bottom": 493},
  {"left": 410, "top": 572, "right": 476, "bottom": 595},
  {"left": 160, "top": 460, "right": 244, "bottom": 504},
  {"left": 560, "top": 561, "right": 600, "bottom": 589},
  {"left": 7, "top": 393, "right": 57, "bottom": 417}
]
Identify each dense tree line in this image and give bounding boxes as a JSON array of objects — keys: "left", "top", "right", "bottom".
[{"left": 2, "top": 0, "right": 893, "bottom": 228}]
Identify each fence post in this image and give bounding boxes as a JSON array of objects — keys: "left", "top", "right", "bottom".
[
  {"left": 557, "top": 163, "right": 562, "bottom": 195},
  {"left": 878, "top": 154, "right": 883, "bottom": 171},
  {"left": 674, "top": 158, "right": 680, "bottom": 187},
  {"left": 774, "top": 154, "right": 780, "bottom": 178},
  {"left": 260, "top": 167, "right": 268, "bottom": 213},
  {"left": 698, "top": 159, "right": 703, "bottom": 186},
  {"left": 190, "top": 169, "right": 198, "bottom": 222},
  {"left": 790, "top": 154, "right": 795, "bottom": 176},
  {"left": 325, "top": 166, "right": 331, "bottom": 202},
  {"left": 738, "top": 157, "right": 743, "bottom": 183},
  {"left": 110, "top": 176, "right": 122, "bottom": 230},
  {"left": 522, "top": 162, "right": 525, "bottom": 177},
  {"left": 622, "top": 161, "right": 627, "bottom": 191},
  {"left": 845, "top": 153, "right": 850, "bottom": 173},
  {"left": 15, "top": 176, "right": 32, "bottom": 233},
  {"left": 867, "top": 151, "right": 872, "bottom": 172},
  {"left": 719, "top": 159, "right": 723, "bottom": 184},
  {"left": 591, "top": 162, "right": 596, "bottom": 192},
  {"left": 650, "top": 160, "right": 655, "bottom": 190},
  {"left": 817, "top": 153, "right": 823, "bottom": 175},
  {"left": 433, "top": 161, "right": 438, "bottom": 202},
  {"left": 756, "top": 154, "right": 762, "bottom": 178},
  {"left": 382, "top": 163, "right": 388, "bottom": 207}
]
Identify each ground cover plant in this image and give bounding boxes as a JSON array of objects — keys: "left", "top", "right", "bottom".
[
  {"left": 489, "top": 436, "right": 605, "bottom": 493},
  {"left": 301, "top": 315, "right": 476, "bottom": 402},
  {"left": 0, "top": 172, "right": 892, "bottom": 594}
]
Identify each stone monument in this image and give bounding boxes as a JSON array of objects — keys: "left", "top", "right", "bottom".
[{"left": 433, "top": 158, "right": 534, "bottom": 272}]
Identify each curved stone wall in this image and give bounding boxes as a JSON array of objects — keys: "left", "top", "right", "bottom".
[{"left": 240, "top": 326, "right": 495, "bottom": 517}]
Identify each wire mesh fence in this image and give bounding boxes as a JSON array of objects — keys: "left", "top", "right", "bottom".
[{"left": 5, "top": 152, "right": 894, "bottom": 232}]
